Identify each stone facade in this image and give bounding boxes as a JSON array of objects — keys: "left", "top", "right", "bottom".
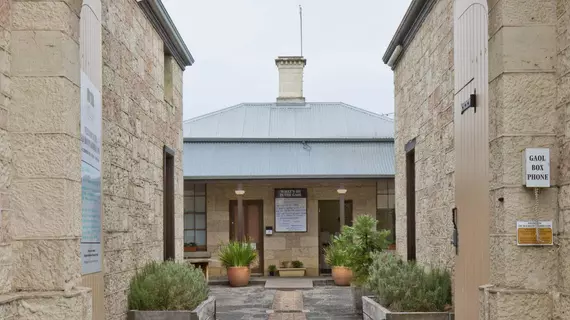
[
  {"left": 392, "top": 0, "right": 455, "bottom": 271},
  {"left": 0, "top": 0, "right": 189, "bottom": 319},
  {"left": 205, "top": 180, "right": 378, "bottom": 277},
  {"left": 388, "top": 0, "right": 570, "bottom": 319}
]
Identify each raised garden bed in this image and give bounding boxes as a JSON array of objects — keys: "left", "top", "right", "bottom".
[
  {"left": 362, "top": 296, "right": 454, "bottom": 320},
  {"left": 128, "top": 296, "right": 216, "bottom": 320}
]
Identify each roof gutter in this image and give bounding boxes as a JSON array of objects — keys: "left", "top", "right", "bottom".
[
  {"left": 137, "top": 0, "right": 195, "bottom": 69},
  {"left": 382, "top": 0, "right": 435, "bottom": 69}
]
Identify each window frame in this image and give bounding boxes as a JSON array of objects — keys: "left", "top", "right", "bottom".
[
  {"left": 183, "top": 182, "right": 207, "bottom": 251},
  {"left": 376, "top": 179, "right": 396, "bottom": 249}
]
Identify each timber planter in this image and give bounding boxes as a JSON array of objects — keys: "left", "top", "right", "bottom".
[
  {"left": 362, "top": 296, "right": 454, "bottom": 320},
  {"left": 128, "top": 296, "right": 216, "bottom": 320}
]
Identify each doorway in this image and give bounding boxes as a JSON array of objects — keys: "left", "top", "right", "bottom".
[
  {"left": 318, "top": 200, "right": 353, "bottom": 274},
  {"left": 229, "top": 200, "right": 264, "bottom": 274}
]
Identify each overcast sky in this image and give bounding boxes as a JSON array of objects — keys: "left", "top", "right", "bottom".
[{"left": 163, "top": 0, "right": 412, "bottom": 120}]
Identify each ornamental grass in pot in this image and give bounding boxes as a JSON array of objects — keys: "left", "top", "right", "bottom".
[
  {"left": 324, "top": 235, "right": 352, "bottom": 286},
  {"left": 218, "top": 240, "right": 257, "bottom": 287}
]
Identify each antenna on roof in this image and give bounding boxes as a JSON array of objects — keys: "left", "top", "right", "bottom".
[{"left": 299, "top": 5, "right": 303, "bottom": 56}]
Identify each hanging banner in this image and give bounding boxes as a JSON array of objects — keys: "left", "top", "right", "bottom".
[
  {"left": 80, "top": 71, "right": 102, "bottom": 274},
  {"left": 275, "top": 189, "right": 307, "bottom": 232}
]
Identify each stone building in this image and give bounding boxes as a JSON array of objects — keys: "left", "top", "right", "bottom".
[
  {"left": 182, "top": 56, "right": 396, "bottom": 277},
  {"left": 0, "top": 0, "right": 192, "bottom": 319},
  {"left": 384, "top": 0, "right": 570, "bottom": 319}
]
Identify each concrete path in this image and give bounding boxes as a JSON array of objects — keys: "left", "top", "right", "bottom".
[
  {"left": 265, "top": 278, "right": 313, "bottom": 289},
  {"left": 210, "top": 285, "right": 360, "bottom": 320}
]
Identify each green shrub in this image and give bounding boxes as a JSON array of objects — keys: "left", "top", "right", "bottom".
[
  {"left": 128, "top": 260, "right": 209, "bottom": 311},
  {"left": 268, "top": 265, "right": 277, "bottom": 272},
  {"left": 218, "top": 240, "right": 258, "bottom": 268},
  {"left": 324, "top": 235, "right": 349, "bottom": 267},
  {"left": 336, "top": 215, "right": 391, "bottom": 285},
  {"left": 291, "top": 260, "right": 304, "bottom": 268},
  {"left": 366, "top": 252, "right": 452, "bottom": 312},
  {"left": 281, "top": 261, "right": 290, "bottom": 268}
]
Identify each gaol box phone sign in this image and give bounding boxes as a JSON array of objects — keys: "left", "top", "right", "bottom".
[
  {"left": 522, "top": 148, "right": 550, "bottom": 188},
  {"left": 517, "top": 148, "right": 553, "bottom": 246}
]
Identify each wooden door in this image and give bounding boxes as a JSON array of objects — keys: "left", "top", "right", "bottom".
[
  {"left": 454, "top": 1, "right": 490, "bottom": 319},
  {"left": 229, "top": 200, "right": 264, "bottom": 273}
]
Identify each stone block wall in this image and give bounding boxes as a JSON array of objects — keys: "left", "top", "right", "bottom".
[
  {"left": 99, "top": 0, "right": 185, "bottom": 319},
  {"left": 0, "top": 0, "right": 11, "bottom": 298},
  {"left": 205, "top": 180, "right": 377, "bottom": 277},
  {"left": 392, "top": 0, "right": 455, "bottom": 272}
]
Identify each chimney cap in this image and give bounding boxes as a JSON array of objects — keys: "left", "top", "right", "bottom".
[{"left": 275, "top": 56, "right": 306, "bottom": 66}]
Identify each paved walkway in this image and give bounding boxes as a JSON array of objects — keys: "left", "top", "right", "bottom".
[{"left": 210, "top": 285, "right": 360, "bottom": 320}]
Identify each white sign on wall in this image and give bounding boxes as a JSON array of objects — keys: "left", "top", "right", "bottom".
[
  {"left": 522, "top": 148, "right": 550, "bottom": 188},
  {"left": 80, "top": 71, "right": 102, "bottom": 275},
  {"left": 275, "top": 189, "right": 307, "bottom": 232}
]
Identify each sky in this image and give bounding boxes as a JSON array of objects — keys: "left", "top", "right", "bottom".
[{"left": 163, "top": 0, "right": 412, "bottom": 121}]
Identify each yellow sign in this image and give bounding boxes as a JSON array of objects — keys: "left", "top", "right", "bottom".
[{"left": 517, "top": 221, "right": 553, "bottom": 246}]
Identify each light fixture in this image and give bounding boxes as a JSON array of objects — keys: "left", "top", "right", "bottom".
[
  {"left": 337, "top": 187, "right": 347, "bottom": 195},
  {"left": 235, "top": 184, "right": 245, "bottom": 196}
]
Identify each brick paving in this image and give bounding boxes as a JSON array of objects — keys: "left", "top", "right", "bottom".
[{"left": 210, "top": 285, "right": 360, "bottom": 320}]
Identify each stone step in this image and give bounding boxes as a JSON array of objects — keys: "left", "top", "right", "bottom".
[{"left": 265, "top": 278, "right": 313, "bottom": 290}]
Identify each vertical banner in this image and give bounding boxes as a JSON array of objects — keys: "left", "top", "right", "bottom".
[{"left": 80, "top": 71, "right": 102, "bottom": 274}]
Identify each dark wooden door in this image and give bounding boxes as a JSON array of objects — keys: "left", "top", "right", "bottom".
[{"left": 229, "top": 200, "right": 264, "bottom": 273}]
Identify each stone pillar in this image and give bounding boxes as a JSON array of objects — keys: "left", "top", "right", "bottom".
[
  {"left": 482, "top": 0, "right": 560, "bottom": 318},
  {"left": 1, "top": 0, "right": 91, "bottom": 318}
]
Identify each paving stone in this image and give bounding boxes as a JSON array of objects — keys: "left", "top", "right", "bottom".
[
  {"left": 272, "top": 290, "right": 304, "bottom": 312},
  {"left": 268, "top": 313, "right": 307, "bottom": 320}
]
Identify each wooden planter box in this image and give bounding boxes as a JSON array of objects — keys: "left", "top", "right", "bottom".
[
  {"left": 362, "top": 296, "right": 454, "bottom": 320},
  {"left": 128, "top": 296, "right": 216, "bottom": 320},
  {"left": 278, "top": 268, "right": 306, "bottom": 277}
]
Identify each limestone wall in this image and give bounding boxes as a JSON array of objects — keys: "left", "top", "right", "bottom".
[
  {"left": 0, "top": 0, "right": 185, "bottom": 319},
  {"left": 392, "top": 0, "right": 455, "bottom": 271},
  {"left": 206, "top": 180, "right": 377, "bottom": 277},
  {"left": 99, "top": 0, "right": 185, "bottom": 319},
  {"left": 0, "top": 0, "right": 11, "bottom": 298}
]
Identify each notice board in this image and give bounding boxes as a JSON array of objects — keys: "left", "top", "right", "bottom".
[{"left": 275, "top": 189, "right": 307, "bottom": 232}]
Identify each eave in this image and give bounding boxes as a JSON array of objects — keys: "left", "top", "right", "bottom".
[{"left": 137, "top": 0, "right": 195, "bottom": 69}]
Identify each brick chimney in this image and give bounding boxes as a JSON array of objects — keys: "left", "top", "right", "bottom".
[{"left": 275, "top": 56, "right": 306, "bottom": 103}]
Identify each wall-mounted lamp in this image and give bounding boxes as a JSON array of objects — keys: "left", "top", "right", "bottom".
[
  {"left": 235, "top": 184, "right": 245, "bottom": 196},
  {"left": 337, "top": 187, "right": 347, "bottom": 195}
]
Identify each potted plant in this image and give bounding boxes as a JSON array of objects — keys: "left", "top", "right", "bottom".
[
  {"left": 218, "top": 240, "right": 257, "bottom": 287},
  {"left": 184, "top": 242, "right": 198, "bottom": 252},
  {"left": 324, "top": 235, "right": 352, "bottom": 286},
  {"left": 268, "top": 265, "right": 277, "bottom": 276},
  {"left": 337, "top": 215, "right": 390, "bottom": 313},
  {"left": 362, "top": 252, "right": 453, "bottom": 320},
  {"left": 127, "top": 260, "right": 215, "bottom": 320},
  {"left": 278, "top": 260, "right": 306, "bottom": 277}
]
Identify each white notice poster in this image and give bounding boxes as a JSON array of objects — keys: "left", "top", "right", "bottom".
[
  {"left": 275, "top": 189, "right": 307, "bottom": 232},
  {"left": 80, "top": 71, "right": 102, "bottom": 274}
]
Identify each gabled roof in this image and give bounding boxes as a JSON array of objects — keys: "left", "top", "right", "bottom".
[{"left": 183, "top": 102, "right": 394, "bottom": 141}]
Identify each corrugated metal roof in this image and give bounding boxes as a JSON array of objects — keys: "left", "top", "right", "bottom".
[
  {"left": 183, "top": 141, "right": 395, "bottom": 179},
  {"left": 183, "top": 102, "right": 394, "bottom": 140}
]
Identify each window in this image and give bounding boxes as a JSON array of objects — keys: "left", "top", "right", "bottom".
[
  {"left": 184, "top": 182, "right": 207, "bottom": 251},
  {"left": 376, "top": 179, "right": 396, "bottom": 249}
]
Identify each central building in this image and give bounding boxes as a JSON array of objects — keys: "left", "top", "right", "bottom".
[{"left": 182, "top": 56, "right": 395, "bottom": 277}]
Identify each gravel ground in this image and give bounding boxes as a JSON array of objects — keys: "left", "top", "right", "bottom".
[{"left": 209, "top": 285, "right": 360, "bottom": 320}]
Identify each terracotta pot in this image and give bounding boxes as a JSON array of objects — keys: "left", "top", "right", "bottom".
[
  {"left": 227, "top": 267, "right": 250, "bottom": 287},
  {"left": 332, "top": 266, "right": 353, "bottom": 286}
]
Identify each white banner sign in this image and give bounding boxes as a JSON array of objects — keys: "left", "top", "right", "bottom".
[{"left": 80, "top": 71, "right": 102, "bottom": 275}]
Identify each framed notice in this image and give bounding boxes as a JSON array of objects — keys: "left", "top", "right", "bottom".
[
  {"left": 274, "top": 189, "right": 307, "bottom": 232},
  {"left": 517, "top": 220, "right": 553, "bottom": 246}
]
